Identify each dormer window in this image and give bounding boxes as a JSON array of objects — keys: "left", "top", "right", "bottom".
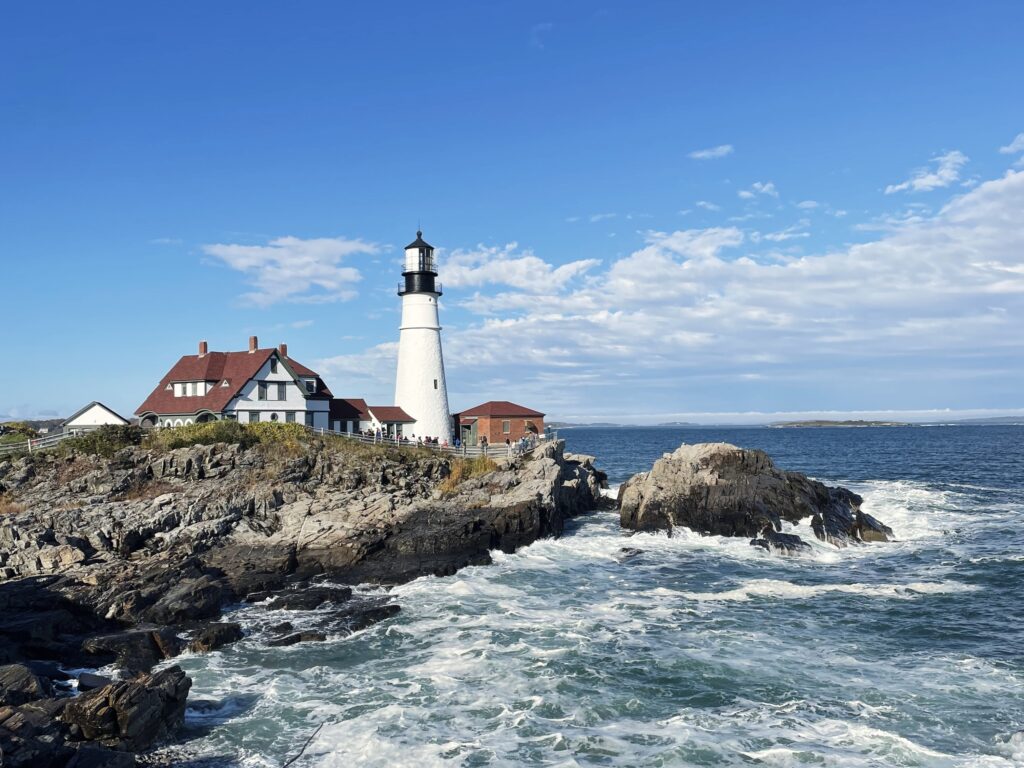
[
  {"left": 270, "top": 358, "right": 278, "bottom": 374},
  {"left": 305, "top": 380, "right": 315, "bottom": 394}
]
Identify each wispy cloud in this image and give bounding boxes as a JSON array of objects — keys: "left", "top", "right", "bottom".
[
  {"left": 150, "top": 237, "right": 182, "bottom": 245},
  {"left": 885, "top": 150, "right": 968, "bottom": 194},
  {"left": 796, "top": 200, "right": 819, "bottom": 209},
  {"left": 738, "top": 181, "right": 778, "bottom": 199},
  {"left": 696, "top": 200, "right": 721, "bottom": 211},
  {"left": 202, "top": 235, "right": 378, "bottom": 307},
  {"left": 589, "top": 212, "right": 617, "bottom": 222},
  {"left": 999, "top": 133, "right": 1024, "bottom": 154},
  {"left": 530, "top": 22, "right": 553, "bottom": 48},
  {"left": 688, "top": 144, "right": 734, "bottom": 160}
]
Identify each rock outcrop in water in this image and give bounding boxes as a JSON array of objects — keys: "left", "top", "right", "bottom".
[
  {"left": 618, "top": 442, "right": 892, "bottom": 547},
  {"left": 0, "top": 434, "right": 605, "bottom": 764}
]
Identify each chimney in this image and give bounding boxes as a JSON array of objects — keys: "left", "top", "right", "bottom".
[
  {"left": 249, "top": 335, "right": 258, "bottom": 353},
  {"left": 278, "top": 343, "right": 288, "bottom": 359},
  {"left": 198, "top": 340, "right": 208, "bottom": 357}
]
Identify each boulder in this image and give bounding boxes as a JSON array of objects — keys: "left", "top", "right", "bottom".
[
  {"left": 61, "top": 666, "right": 191, "bottom": 751},
  {"left": 189, "top": 622, "right": 243, "bottom": 653},
  {"left": 619, "top": 443, "right": 891, "bottom": 546},
  {"left": 267, "top": 631, "right": 327, "bottom": 647},
  {"left": 81, "top": 629, "right": 181, "bottom": 675},
  {"left": 750, "top": 528, "right": 812, "bottom": 555},
  {"left": 0, "top": 664, "right": 51, "bottom": 706}
]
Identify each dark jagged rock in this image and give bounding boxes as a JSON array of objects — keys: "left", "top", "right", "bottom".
[
  {"left": 81, "top": 628, "right": 182, "bottom": 675},
  {"left": 265, "top": 585, "right": 352, "bottom": 610},
  {"left": 77, "top": 673, "right": 113, "bottom": 692},
  {"left": 0, "top": 697, "right": 74, "bottom": 767},
  {"left": 266, "top": 631, "right": 327, "bottom": 647},
  {"left": 750, "top": 528, "right": 813, "bottom": 555},
  {"left": 0, "top": 664, "right": 51, "bottom": 706},
  {"left": 189, "top": 622, "right": 243, "bottom": 653},
  {"left": 619, "top": 443, "right": 892, "bottom": 547},
  {"left": 61, "top": 666, "right": 190, "bottom": 752}
]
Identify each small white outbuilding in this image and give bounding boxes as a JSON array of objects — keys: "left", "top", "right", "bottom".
[{"left": 62, "top": 401, "right": 131, "bottom": 435}]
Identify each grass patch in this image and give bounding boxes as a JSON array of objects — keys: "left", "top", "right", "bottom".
[
  {"left": 0, "top": 495, "right": 23, "bottom": 516},
  {"left": 437, "top": 455, "right": 499, "bottom": 496}
]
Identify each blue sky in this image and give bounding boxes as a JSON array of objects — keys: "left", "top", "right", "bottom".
[{"left": 3, "top": 2, "right": 1024, "bottom": 424}]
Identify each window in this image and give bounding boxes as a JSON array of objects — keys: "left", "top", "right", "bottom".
[
  {"left": 286, "top": 411, "right": 295, "bottom": 423},
  {"left": 258, "top": 382, "right": 268, "bottom": 400},
  {"left": 270, "top": 412, "right": 279, "bottom": 422},
  {"left": 305, "top": 412, "right": 314, "bottom": 427},
  {"left": 188, "top": 382, "right": 196, "bottom": 396},
  {"left": 305, "top": 380, "right": 315, "bottom": 394},
  {"left": 502, "top": 420, "right": 511, "bottom": 434},
  {"left": 270, "top": 358, "right": 278, "bottom": 373},
  {"left": 250, "top": 411, "right": 260, "bottom": 423},
  {"left": 277, "top": 382, "right": 286, "bottom": 401},
  {"left": 433, "top": 379, "right": 438, "bottom": 390}
]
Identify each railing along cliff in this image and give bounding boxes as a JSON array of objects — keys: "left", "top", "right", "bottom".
[{"left": 0, "top": 426, "right": 555, "bottom": 459}]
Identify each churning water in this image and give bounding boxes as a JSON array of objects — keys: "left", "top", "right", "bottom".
[{"left": 158, "top": 426, "right": 1024, "bottom": 767}]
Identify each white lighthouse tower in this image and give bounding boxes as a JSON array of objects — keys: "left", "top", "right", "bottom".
[{"left": 394, "top": 230, "right": 452, "bottom": 443}]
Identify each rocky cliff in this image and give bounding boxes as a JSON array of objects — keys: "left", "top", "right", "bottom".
[
  {"left": 0, "top": 433, "right": 605, "bottom": 766},
  {"left": 618, "top": 442, "right": 892, "bottom": 549}
]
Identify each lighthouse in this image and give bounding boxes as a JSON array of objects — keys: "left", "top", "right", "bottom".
[{"left": 394, "top": 230, "right": 453, "bottom": 443}]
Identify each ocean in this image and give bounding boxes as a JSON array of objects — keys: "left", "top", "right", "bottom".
[{"left": 158, "top": 426, "right": 1024, "bottom": 767}]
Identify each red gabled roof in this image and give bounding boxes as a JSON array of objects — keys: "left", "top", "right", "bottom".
[
  {"left": 457, "top": 401, "right": 545, "bottom": 418},
  {"left": 367, "top": 406, "right": 415, "bottom": 423},
  {"left": 136, "top": 348, "right": 330, "bottom": 417},
  {"left": 330, "top": 398, "right": 370, "bottom": 421}
]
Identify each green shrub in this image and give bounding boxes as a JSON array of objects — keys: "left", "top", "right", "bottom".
[
  {"left": 142, "top": 420, "right": 257, "bottom": 451},
  {"left": 59, "top": 425, "right": 145, "bottom": 458}
]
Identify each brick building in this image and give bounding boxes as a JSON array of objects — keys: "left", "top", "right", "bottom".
[{"left": 455, "top": 401, "right": 545, "bottom": 446}]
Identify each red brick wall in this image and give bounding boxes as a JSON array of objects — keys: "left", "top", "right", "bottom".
[{"left": 476, "top": 415, "right": 544, "bottom": 445}]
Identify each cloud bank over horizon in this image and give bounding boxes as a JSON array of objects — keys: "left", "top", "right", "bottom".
[{"left": 312, "top": 162, "right": 1024, "bottom": 420}]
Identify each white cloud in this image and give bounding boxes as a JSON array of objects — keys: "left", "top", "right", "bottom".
[
  {"left": 885, "top": 150, "right": 968, "bottom": 194},
  {"left": 443, "top": 242, "right": 600, "bottom": 294},
  {"left": 202, "top": 235, "right": 378, "bottom": 307},
  {"left": 739, "top": 181, "right": 778, "bottom": 199},
  {"left": 999, "top": 133, "right": 1024, "bottom": 154},
  {"left": 688, "top": 144, "right": 734, "bottom": 160},
  {"left": 589, "top": 212, "right": 616, "bottom": 222},
  {"left": 796, "top": 200, "right": 819, "bottom": 209},
  {"left": 696, "top": 200, "right": 721, "bottom": 211}
]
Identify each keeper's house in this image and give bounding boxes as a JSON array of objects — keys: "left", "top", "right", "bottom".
[
  {"left": 454, "top": 401, "right": 545, "bottom": 446},
  {"left": 135, "top": 337, "right": 332, "bottom": 429}
]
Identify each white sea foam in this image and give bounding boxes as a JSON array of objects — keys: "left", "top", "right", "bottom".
[{"left": 675, "top": 578, "right": 979, "bottom": 603}]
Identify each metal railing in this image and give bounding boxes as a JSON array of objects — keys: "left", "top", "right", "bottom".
[
  {"left": 0, "top": 424, "right": 556, "bottom": 459},
  {"left": 310, "top": 426, "right": 553, "bottom": 458}
]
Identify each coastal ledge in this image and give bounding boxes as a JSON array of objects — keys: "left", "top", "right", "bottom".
[{"left": 0, "top": 426, "right": 607, "bottom": 765}]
